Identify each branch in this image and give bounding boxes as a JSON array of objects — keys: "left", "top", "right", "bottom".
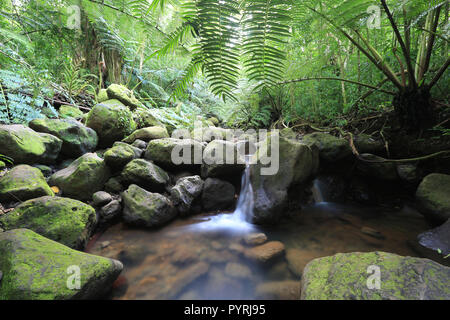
[
  {"left": 279, "top": 77, "right": 396, "bottom": 95},
  {"left": 358, "top": 150, "right": 450, "bottom": 163},
  {"left": 380, "top": 0, "right": 417, "bottom": 89},
  {"left": 429, "top": 57, "right": 450, "bottom": 89}
]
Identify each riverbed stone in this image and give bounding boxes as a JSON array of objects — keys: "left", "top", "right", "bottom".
[
  {"left": 301, "top": 251, "right": 450, "bottom": 300},
  {"left": 99, "top": 200, "right": 122, "bottom": 224},
  {"left": 0, "top": 165, "right": 54, "bottom": 203},
  {"left": 224, "top": 262, "right": 252, "bottom": 279},
  {"left": 0, "top": 196, "right": 96, "bottom": 249},
  {"left": 92, "top": 191, "right": 113, "bottom": 207},
  {"left": 85, "top": 99, "right": 136, "bottom": 148},
  {"left": 302, "top": 132, "right": 352, "bottom": 162},
  {"left": 255, "top": 281, "right": 301, "bottom": 300},
  {"left": 122, "top": 184, "right": 177, "bottom": 228},
  {"left": 104, "top": 143, "right": 139, "bottom": 170},
  {"left": 121, "top": 159, "right": 169, "bottom": 192},
  {"left": 201, "top": 178, "right": 236, "bottom": 211},
  {"left": 49, "top": 153, "right": 111, "bottom": 201},
  {"left": 29, "top": 118, "right": 98, "bottom": 157},
  {"left": 250, "top": 135, "right": 317, "bottom": 224},
  {"left": 244, "top": 241, "right": 285, "bottom": 263},
  {"left": 104, "top": 177, "right": 125, "bottom": 194},
  {"left": 169, "top": 175, "right": 204, "bottom": 215},
  {"left": 416, "top": 173, "right": 450, "bottom": 223},
  {"left": 0, "top": 229, "right": 123, "bottom": 300},
  {"left": 0, "top": 124, "right": 62, "bottom": 165},
  {"left": 123, "top": 126, "right": 169, "bottom": 144},
  {"left": 243, "top": 233, "right": 267, "bottom": 246}
]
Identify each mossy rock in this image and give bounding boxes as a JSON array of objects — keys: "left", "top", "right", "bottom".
[
  {"left": 191, "top": 126, "right": 230, "bottom": 142},
  {"left": 121, "top": 159, "right": 170, "bottom": 192},
  {"left": 0, "top": 165, "right": 54, "bottom": 203},
  {"left": 144, "top": 138, "right": 205, "bottom": 170},
  {"left": 122, "top": 126, "right": 169, "bottom": 144},
  {"left": 301, "top": 251, "right": 450, "bottom": 300},
  {"left": 97, "top": 89, "right": 109, "bottom": 103},
  {"left": 416, "top": 173, "right": 450, "bottom": 223},
  {"left": 354, "top": 134, "right": 385, "bottom": 155},
  {"left": 106, "top": 84, "right": 143, "bottom": 111},
  {"left": 49, "top": 153, "right": 111, "bottom": 201},
  {"left": 121, "top": 184, "right": 177, "bottom": 228},
  {"left": 357, "top": 153, "right": 398, "bottom": 181},
  {"left": 133, "top": 108, "right": 164, "bottom": 129},
  {"left": 104, "top": 143, "right": 139, "bottom": 171},
  {"left": 29, "top": 118, "right": 98, "bottom": 157},
  {"left": 302, "top": 132, "right": 352, "bottom": 162},
  {"left": 0, "top": 196, "right": 96, "bottom": 249},
  {"left": 0, "top": 229, "right": 123, "bottom": 300},
  {"left": 58, "top": 105, "right": 84, "bottom": 119},
  {"left": 201, "top": 140, "right": 245, "bottom": 178},
  {"left": 207, "top": 117, "right": 220, "bottom": 126},
  {"left": 85, "top": 99, "right": 136, "bottom": 148},
  {"left": 169, "top": 175, "right": 204, "bottom": 215},
  {"left": 0, "top": 124, "right": 62, "bottom": 165}
]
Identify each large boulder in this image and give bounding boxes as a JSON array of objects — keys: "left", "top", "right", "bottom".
[
  {"left": 85, "top": 99, "right": 136, "bottom": 148},
  {"left": 122, "top": 126, "right": 169, "bottom": 144},
  {"left": 106, "top": 84, "right": 142, "bottom": 111},
  {"left": 170, "top": 175, "right": 204, "bottom": 215},
  {"left": 144, "top": 138, "right": 205, "bottom": 170},
  {"left": 250, "top": 135, "right": 318, "bottom": 224},
  {"left": 416, "top": 173, "right": 450, "bottom": 223},
  {"left": 301, "top": 251, "right": 450, "bottom": 300},
  {"left": 354, "top": 134, "right": 385, "bottom": 155},
  {"left": 104, "top": 143, "right": 140, "bottom": 171},
  {"left": 29, "top": 118, "right": 98, "bottom": 157},
  {"left": 0, "top": 124, "right": 62, "bottom": 165},
  {"left": 356, "top": 154, "right": 398, "bottom": 181},
  {"left": 0, "top": 165, "right": 54, "bottom": 203},
  {"left": 120, "top": 159, "right": 169, "bottom": 192},
  {"left": 0, "top": 229, "right": 123, "bottom": 300},
  {"left": 302, "top": 132, "right": 352, "bottom": 162},
  {"left": 201, "top": 178, "right": 236, "bottom": 211},
  {"left": 0, "top": 196, "right": 96, "bottom": 249},
  {"left": 201, "top": 140, "right": 246, "bottom": 178},
  {"left": 49, "top": 153, "right": 111, "bottom": 201},
  {"left": 121, "top": 184, "right": 177, "bottom": 228}
]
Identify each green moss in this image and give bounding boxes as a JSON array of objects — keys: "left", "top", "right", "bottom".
[{"left": 58, "top": 105, "right": 84, "bottom": 119}]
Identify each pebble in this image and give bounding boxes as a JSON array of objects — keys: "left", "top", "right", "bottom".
[{"left": 244, "top": 233, "right": 268, "bottom": 246}]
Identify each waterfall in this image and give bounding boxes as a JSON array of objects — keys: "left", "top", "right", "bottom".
[{"left": 233, "top": 155, "right": 254, "bottom": 222}]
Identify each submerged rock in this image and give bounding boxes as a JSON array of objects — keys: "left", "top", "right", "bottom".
[
  {"left": 244, "top": 241, "right": 285, "bottom": 263},
  {"left": 301, "top": 251, "right": 450, "bottom": 300},
  {"left": 122, "top": 184, "right": 177, "bottom": 228},
  {"left": 0, "top": 229, "right": 123, "bottom": 300},
  {"left": 121, "top": 159, "right": 170, "bottom": 192},
  {"left": 85, "top": 99, "right": 136, "bottom": 148},
  {"left": 302, "top": 132, "right": 352, "bottom": 162},
  {"left": 255, "top": 281, "right": 301, "bottom": 300},
  {"left": 0, "top": 196, "right": 96, "bottom": 249},
  {"left": 123, "top": 126, "right": 169, "bottom": 144},
  {"left": 201, "top": 178, "right": 236, "bottom": 211},
  {"left": 0, "top": 124, "right": 62, "bottom": 165},
  {"left": 0, "top": 165, "right": 54, "bottom": 203},
  {"left": 416, "top": 173, "right": 450, "bottom": 223},
  {"left": 169, "top": 175, "right": 204, "bottom": 215},
  {"left": 224, "top": 262, "right": 252, "bottom": 279},
  {"left": 243, "top": 233, "right": 267, "bottom": 246},
  {"left": 29, "top": 118, "right": 98, "bottom": 157},
  {"left": 49, "top": 153, "right": 111, "bottom": 201},
  {"left": 250, "top": 135, "right": 317, "bottom": 224}
]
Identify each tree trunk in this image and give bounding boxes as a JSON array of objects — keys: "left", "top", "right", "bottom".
[{"left": 393, "top": 87, "right": 433, "bottom": 131}]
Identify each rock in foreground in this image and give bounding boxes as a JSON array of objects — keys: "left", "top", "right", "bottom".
[
  {"left": 301, "top": 251, "right": 450, "bottom": 300},
  {"left": 0, "top": 229, "right": 123, "bottom": 300}
]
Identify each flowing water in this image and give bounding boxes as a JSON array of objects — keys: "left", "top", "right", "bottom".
[{"left": 87, "top": 170, "right": 434, "bottom": 300}]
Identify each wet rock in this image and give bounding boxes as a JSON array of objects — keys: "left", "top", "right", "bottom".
[
  {"left": 29, "top": 118, "right": 98, "bottom": 157},
  {"left": 104, "top": 177, "right": 125, "bottom": 194},
  {"left": 121, "top": 159, "right": 170, "bottom": 192},
  {"left": 229, "top": 243, "right": 245, "bottom": 254},
  {"left": 170, "top": 175, "right": 204, "bottom": 215},
  {"left": 49, "top": 153, "right": 111, "bottom": 201},
  {"left": 243, "top": 233, "right": 267, "bottom": 246},
  {"left": 285, "top": 248, "right": 310, "bottom": 278},
  {"left": 418, "top": 219, "right": 450, "bottom": 256},
  {"left": 361, "top": 226, "right": 385, "bottom": 240},
  {"left": 203, "top": 267, "right": 243, "bottom": 299},
  {"left": 201, "top": 178, "right": 236, "bottom": 211},
  {"left": 122, "top": 184, "right": 177, "bottom": 228},
  {"left": 301, "top": 251, "right": 450, "bottom": 300},
  {"left": 171, "top": 245, "right": 199, "bottom": 265},
  {"left": 117, "top": 244, "right": 149, "bottom": 266},
  {"left": 357, "top": 153, "right": 398, "bottom": 181},
  {"left": 104, "top": 144, "right": 139, "bottom": 171},
  {"left": 0, "top": 196, "right": 96, "bottom": 249},
  {"left": 166, "top": 262, "right": 210, "bottom": 299},
  {"left": 354, "top": 134, "right": 385, "bottom": 155},
  {"left": 0, "top": 124, "right": 62, "bottom": 165},
  {"left": 302, "top": 132, "right": 352, "bottom": 162},
  {"left": 99, "top": 200, "right": 122, "bottom": 224},
  {"left": 224, "top": 262, "right": 252, "bottom": 279},
  {"left": 92, "top": 191, "right": 113, "bottom": 207},
  {"left": 85, "top": 99, "right": 136, "bottom": 148},
  {"left": 255, "top": 281, "right": 301, "bottom": 300},
  {"left": 123, "top": 126, "right": 169, "bottom": 144},
  {"left": 0, "top": 229, "right": 123, "bottom": 299},
  {"left": 144, "top": 138, "right": 205, "bottom": 170},
  {"left": 0, "top": 165, "right": 54, "bottom": 203},
  {"left": 250, "top": 135, "right": 318, "bottom": 224},
  {"left": 244, "top": 241, "right": 285, "bottom": 263},
  {"left": 201, "top": 140, "right": 246, "bottom": 178},
  {"left": 416, "top": 173, "right": 450, "bottom": 223},
  {"left": 106, "top": 84, "right": 143, "bottom": 111},
  {"left": 191, "top": 126, "right": 229, "bottom": 142},
  {"left": 131, "top": 139, "right": 148, "bottom": 150}
]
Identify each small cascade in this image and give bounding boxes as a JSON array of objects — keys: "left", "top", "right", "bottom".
[
  {"left": 312, "top": 179, "right": 325, "bottom": 203},
  {"left": 232, "top": 155, "right": 254, "bottom": 222}
]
